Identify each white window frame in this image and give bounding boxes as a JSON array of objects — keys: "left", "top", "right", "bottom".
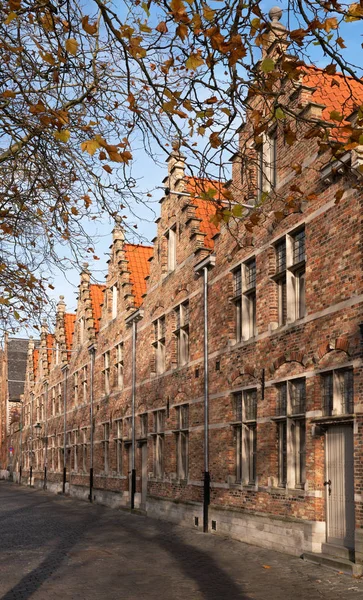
[
  {"left": 322, "top": 368, "right": 354, "bottom": 416},
  {"left": 114, "top": 419, "right": 123, "bottom": 474},
  {"left": 73, "top": 371, "right": 78, "bottom": 405},
  {"left": 233, "top": 258, "right": 256, "bottom": 342},
  {"left": 273, "top": 227, "right": 306, "bottom": 326},
  {"left": 175, "top": 405, "right": 189, "bottom": 480},
  {"left": 257, "top": 130, "right": 277, "bottom": 200},
  {"left": 275, "top": 379, "right": 306, "bottom": 490},
  {"left": 152, "top": 410, "right": 165, "bottom": 479},
  {"left": 115, "top": 343, "right": 124, "bottom": 389},
  {"left": 111, "top": 284, "right": 118, "bottom": 319},
  {"left": 73, "top": 429, "right": 78, "bottom": 472},
  {"left": 175, "top": 302, "right": 189, "bottom": 367},
  {"left": 153, "top": 317, "right": 166, "bottom": 375},
  {"left": 103, "top": 351, "right": 110, "bottom": 395},
  {"left": 82, "top": 365, "right": 88, "bottom": 403},
  {"left": 166, "top": 226, "right": 176, "bottom": 272},
  {"left": 234, "top": 390, "right": 257, "bottom": 485},
  {"left": 81, "top": 427, "right": 88, "bottom": 472},
  {"left": 102, "top": 422, "right": 110, "bottom": 473}
]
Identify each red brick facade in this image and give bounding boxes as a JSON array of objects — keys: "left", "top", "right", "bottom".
[{"left": 2, "top": 26, "right": 363, "bottom": 567}]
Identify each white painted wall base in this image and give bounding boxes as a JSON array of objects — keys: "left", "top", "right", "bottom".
[{"left": 147, "top": 496, "right": 326, "bottom": 557}]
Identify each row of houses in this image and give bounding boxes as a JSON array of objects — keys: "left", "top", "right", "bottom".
[{"left": 1, "top": 11, "right": 363, "bottom": 574}]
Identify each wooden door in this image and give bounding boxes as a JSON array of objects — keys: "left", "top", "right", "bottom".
[{"left": 326, "top": 425, "right": 355, "bottom": 548}]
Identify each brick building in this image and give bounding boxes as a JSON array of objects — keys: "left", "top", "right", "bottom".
[{"left": 2, "top": 10, "right": 363, "bottom": 573}]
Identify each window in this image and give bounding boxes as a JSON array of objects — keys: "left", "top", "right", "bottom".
[
  {"left": 102, "top": 423, "right": 110, "bottom": 473},
  {"left": 166, "top": 226, "right": 176, "bottom": 272},
  {"left": 73, "top": 371, "right": 78, "bottom": 405},
  {"left": 57, "top": 434, "right": 62, "bottom": 471},
  {"left": 322, "top": 369, "right": 354, "bottom": 416},
  {"left": 57, "top": 383, "right": 62, "bottom": 414},
  {"left": 124, "top": 416, "right": 132, "bottom": 441},
  {"left": 115, "top": 419, "right": 123, "bottom": 474},
  {"left": 50, "top": 435, "right": 55, "bottom": 471},
  {"left": 175, "top": 405, "right": 189, "bottom": 480},
  {"left": 82, "top": 366, "right": 88, "bottom": 403},
  {"left": 234, "top": 390, "right": 257, "bottom": 485},
  {"left": 115, "top": 343, "right": 124, "bottom": 389},
  {"left": 153, "top": 317, "right": 166, "bottom": 375},
  {"left": 152, "top": 410, "right": 165, "bottom": 478},
  {"left": 111, "top": 284, "right": 118, "bottom": 319},
  {"left": 273, "top": 228, "right": 306, "bottom": 326},
  {"left": 73, "top": 430, "right": 78, "bottom": 472},
  {"left": 79, "top": 316, "right": 86, "bottom": 344},
  {"left": 51, "top": 387, "right": 56, "bottom": 416},
  {"left": 81, "top": 428, "right": 88, "bottom": 472},
  {"left": 233, "top": 258, "right": 256, "bottom": 342},
  {"left": 103, "top": 351, "right": 110, "bottom": 395},
  {"left": 275, "top": 379, "right": 306, "bottom": 489},
  {"left": 257, "top": 131, "right": 277, "bottom": 200},
  {"left": 139, "top": 413, "right": 148, "bottom": 439},
  {"left": 175, "top": 302, "right": 189, "bottom": 366},
  {"left": 55, "top": 343, "right": 60, "bottom": 365}
]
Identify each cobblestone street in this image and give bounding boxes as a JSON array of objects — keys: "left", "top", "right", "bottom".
[{"left": 0, "top": 482, "right": 362, "bottom": 600}]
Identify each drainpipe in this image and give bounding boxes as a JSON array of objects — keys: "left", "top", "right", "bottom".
[
  {"left": 125, "top": 308, "right": 144, "bottom": 510},
  {"left": 62, "top": 365, "right": 68, "bottom": 494},
  {"left": 194, "top": 254, "right": 216, "bottom": 533},
  {"left": 88, "top": 344, "right": 96, "bottom": 502},
  {"left": 43, "top": 382, "right": 48, "bottom": 490}
]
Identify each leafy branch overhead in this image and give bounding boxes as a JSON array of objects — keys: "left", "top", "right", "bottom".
[{"left": 0, "top": 0, "right": 363, "bottom": 329}]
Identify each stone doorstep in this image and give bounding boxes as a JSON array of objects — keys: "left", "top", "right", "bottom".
[
  {"left": 321, "top": 542, "right": 355, "bottom": 561},
  {"left": 303, "top": 551, "right": 363, "bottom": 578}
]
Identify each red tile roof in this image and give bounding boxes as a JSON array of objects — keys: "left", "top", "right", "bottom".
[
  {"left": 302, "top": 66, "right": 363, "bottom": 125},
  {"left": 64, "top": 313, "right": 76, "bottom": 351},
  {"left": 125, "top": 244, "right": 153, "bottom": 306},
  {"left": 89, "top": 285, "right": 105, "bottom": 332},
  {"left": 186, "top": 177, "right": 224, "bottom": 249}
]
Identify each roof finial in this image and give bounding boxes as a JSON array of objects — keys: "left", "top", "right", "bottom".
[{"left": 269, "top": 6, "right": 283, "bottom": 22}]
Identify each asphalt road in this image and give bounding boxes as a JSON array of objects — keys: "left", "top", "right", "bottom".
[{"left": 0, "top": 482, "right": 362, "bottom": 600}]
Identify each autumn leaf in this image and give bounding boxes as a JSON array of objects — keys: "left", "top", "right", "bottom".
[
  {"left": 40, "top": 52, "right": 56, "bottom": 65},
  {"left": 275, "top": 107, "right": 286, "bottom": 119},
  {"left": 330, "top": 110, "right": 344, "bottom": 122},
  {"left": 65, "top": 38, "right": 78, "bottom": 56},
  {"left": 1, "top": 90, "right": 16, "bottom": 98},
  {"left": 4, "top": 11, "right": 18, "bottom": 25},
  {"left": 261, "top": 57, "right": 275, "bottom": 73},
  {"left": 203, "top": 4, "right": 215, "bottom": 21},
  {"left": 334, "top": 189, "right": 344, "bottom": 204},
  {"left": 156, "top": 21, "right": 168, "bottom": 33},
  {"left": 323, "top": 17, "right": 338, "bottom": 33},
  {"left": 336, "top": 37, "right": 346, "bottom": 49},
  {"left": 54, "top": 130, "right": 71, "bottom": 143},
  {"left": 186, "top": 52, "right": 204, "bottom": 70},
  {"left": 81, "top": 139, "right": 100, "bottom": 155},
  {"left": 176, "top": 24, "right": 188, "bottom": 41},
  {"left": 210, "top": 131, "right": 222, "bottom": 148},
  {"left": 82, "top": 16, "right": 98, "bottom": 35},
  {"left": 103, "top": 165, "right": 113, "bottom": 173}
]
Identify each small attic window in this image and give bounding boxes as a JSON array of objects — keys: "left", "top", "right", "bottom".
[
  {"left": 111, "top": 284, "right": 118, "bottom": 319},
  {"left": 79, "top": 316, "right": 86, "bottom": 344},
  {"left": 166, "top": 226, "right": 176, "bottom": 272}
]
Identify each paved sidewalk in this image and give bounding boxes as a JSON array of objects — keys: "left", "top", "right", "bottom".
[{"left": 0, "top": 482, "right": 362, "bottom": 600}]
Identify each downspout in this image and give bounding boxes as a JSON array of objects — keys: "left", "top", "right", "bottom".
[
  {"left": 62, "top": 365, "right": 68, "bottom": 494},
  {"left": 125, "top": 308, "right": 144, "bottom": 511},
  {"left": 89, "top": 344, "right": 96, "bottom": 502},
  {"left": 43, "top": 382, "right": 48, "bottom": 490},
  {"left": 131, "top": 318, "right": 136, "bottom": 510},
  {"left": 203, "top": 266, "right": 210, "bottom": 533},
  {"left": 194, "top": 254, "right": 215, "bottom": 533},
  {"left": 30, "top": 393, "right": 33, "bottom": 486}
]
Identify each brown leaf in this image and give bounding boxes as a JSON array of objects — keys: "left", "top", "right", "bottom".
[
  {"left": 65, "top": 38, "right": 78, "bottom": 56},
  {"left": 82, "top": 16, "right": 98, "bottom": 35},
  {"left": 103, "top": 165, "right": 113, "bottom": 173},
  {"left": 156, "top": 21, "right": 168, "bottom": 34}
]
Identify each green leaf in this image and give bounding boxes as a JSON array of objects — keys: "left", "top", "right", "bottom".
[
  {"left": 261, "top": 57, "right": 275, "bottom": 73},
  {"left": 275, "top": 107, "right": 286, "bottom": 119},
  {"left": 232, "top": 204, "right": 243, "bottom": 217}
]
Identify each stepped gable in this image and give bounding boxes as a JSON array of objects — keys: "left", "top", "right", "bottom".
[
  {"left": 124, "top": 244, "right": 153, "bottom": 306},
  {"left": 46, "top": 333, "right": 54, "bottom": 367},
  {"left": 89, "top": 284, "right": 105, "bottom": 333},
  {"left": 186, "top": 176, "right": 224, "bottom": 249},
  {"left": 33, "top": 348, "right": 39, "bottom": 377}
]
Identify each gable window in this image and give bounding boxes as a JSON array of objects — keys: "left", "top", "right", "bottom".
[
  {"left": 257, "top": 131, "right": 277, "bottom": 200},
  {"left": 153, "top": 317, "right": 166, "bottom": 375},
  {"left": 175, "top": 302, "right": 189, "bottom": 366},
  {"left": 322, "top": 369, "right": 353, "bottom": 416},
  {"left": 152, "top": 410, "right": 165, "bottom": 478},
  {"left": 273, "top": 228, "right": 306, "bottom": 326},
  {"left": 111, "top": 284, "right": 118, "bottom": 319},
  {"left": 233, "top": 258, "right": 256, "bottom": 342},
  {"left": 55, "top": 343, "right": 60, "bottom": 365},
  {"left": 103, "top": 351, "right": 110, "bottom": 395},
  {"left": 175, "top": 404, "right": 189, "bottom": 480},
  {"left": 166, "top": 226, "right": 176, "bottom": 272},
  {"left": 79, "top": 316, "right": 86, "bottom": 344},
  {"left": 234, "top": 389, "right": 257, "bottom": 485},
  {"left": 275, "top": 379, "right": 306, "bottom": 489},
  {"left": 115, "top": 343, "right": 124, "bottom": 389}
]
